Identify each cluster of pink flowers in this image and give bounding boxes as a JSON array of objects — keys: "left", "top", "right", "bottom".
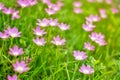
[
  {"left": 41, "top": 0, "right": 64, "bottom": 15},
  {"left": 0, "top": 2, "right": 20, "bottom": 20},
  {"left": 7, "top": 45, "right": 30, "bottom": 80},
  {"left": 73, "top": 1, "right": 83, "bottom": 14},
  {"left": 17, "top": 0, "right": 37, "bottom": 8},
  {"left": 0, "top": 26, "right": 21, "bottom": 39},
  {"left": 33, "top": 18, "right": 69, "bottom": 46}
]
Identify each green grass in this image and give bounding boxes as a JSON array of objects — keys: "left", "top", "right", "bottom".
[{"left": 0, "top": 0, "right": 120, "bottom": 80}]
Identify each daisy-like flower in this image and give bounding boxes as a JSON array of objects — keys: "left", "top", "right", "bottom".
[
  {"left": 48, "top": 3, "right": 61, "bottom": 11},
  {"left": 58, "top": 23, "right": 70, "bottom": 31},
  {"left": 51, "top": 35, "right": 66, "bottom": 46},
  {"left": 105, "top": 0, "right": 112, "bottom": 4},
  {"left": 73, "top": 51, "right": 87, "bottom": 60},
  {"left": 11, "top": 10, "right": 20, "bottom": 20},
  {"left": 49, "top": 18, "right": 58, "bottom": 26},
  {"left": 9, "top": 45, "right": 24, "bottom": 56},
  {"left": 0, "top": 3, "right": 4, "bottom": 10},
  {"left": 82, "top": 21, "right": 96, "bottom": 32},
  {"left": 111, "top": 8, "right": 119, "bottom": 14},
  {"left": 45, "top": 8, "right": 56, "bottom": 15},
  {"left": 89, "top": 32, "right": 107, "bottom": 46},
  {"left": 41, "top": 0, "right": 50, "bottom": 4},
  {"left": 5, "top": 27, "right": 21, "bottom": 38},
  {"left": 2, "top": 7, "right": 13, "bottom": 15},
  {"left": 32, "top": 26, "right": 47, "bottom": 37},
  {"left": 33, "top": 37, "right": 46, "bottom": 46},
  {"left": 17, "top": 0, "right": 29, "bottom": 8},
  {"left": 73, "top": 1, "right": 82, "bottom": 7},
  {"left": 0, "top": 31, "right": 9, "bottom": 39},
  {"left": 99, "top": 9, "right": 107, "bottom": 19},
  {"left": 12, "top": 60, "right": 29, "bottom": 73},
  {"left": 79, "top": 64, "right": 94, "bottom": 74},
  {"left": 28, "top": 0, "right": 37, "bottom": 6},
  {"left": 84, "top": 42, "right": 95, "bottom": 51},
  {"left": 86, "top": 15, "right": 100, "bottom": 23},
  {"left": 7, "top": 74, "right": 17, "bottom": 80},
  {"left": 37, "top": 18, "right": 49, "bottom": 27},
  {"left": 73, "top": 8, "right": 83, "bottom": 14},
  {"left": 56, "top": 1, "right": 64, "bottom": 7}
]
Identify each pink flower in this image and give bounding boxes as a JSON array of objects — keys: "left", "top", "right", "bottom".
[
  {"left": 28, "top": 0, "right": 37, "bottom": 6},
  {"left": 49, "top": 18, "right": 58, "bottom": 26},
  {"left": 0, "top": 31, "right": 9, "bottom": 39},
  {"left": 111, "top": 8, "right": 119, "bottom": 14},
  {"left": 58, "top": 23, "right": 70, "bottom": 31},
  {"left": 48, "top": 3, "right": 61, "bottom": 11},
  {"left": 7, "top": 74, "right": 17, "bottom": 80},
  {"left": 73, "top": 51, "right": 87, "bottom": 60},
  {"left": 99, "top": 9, "right": 107, "bottom": 18},
  {"left": 17, "top": 0, "right": 29, "bottom": 7},
  {"left": 41, "top": 0, "right": 51, "bottom": 4},
  {"left": 2, "top": 7, "right": 13, "bottom": 15},
  {"left": 0, "top": 3, "right": 4, "bottom": 10},
  {"left": 51, "top": 35, "right": 66, "bottom": 46},
  {"left": 11, "top": 10, "right": 20, "bottom": 20},
  {"left": 89, "top": 32, "right": 107, "bottom": 46},
  {"left": 37, "top": 18, "right": 49, "bottom": 27},
  {"left": 5, "top": 27, "right": 21, "bottom": 38},
  {"left": 82, "top": 21, "right": 96, "bottom": 32},
  {"left": 84, "top": 42, "right": 95, "bottom": 51},
  {"left": 9, "top": 45, "right": 24, "bottom": 56},
  {"left": 105, "top": 0, "right": 112, "bottom": 4},
  {"left": 12, "top": 60, "right": 29, "bottom": 73},
  {"left": 86, "top": 15, "right": 100, "bottom": 23},
  {"left": 56, "top": 1, "right": 64, "bottom": 7},
  {"left": 73, "top": 8, "right": 83, "bottom": 14},
  {"left": 32, "top": 26, "right": 47, "bottom": 36},
  {"left": 33, "top": 37, "right": 46, "bottom": 46},
  {"left": 45, "top": 8, "right": 56, "bottom": 15},
  {"left": 73, "top": 1, "right": 82, "bottom": 7},
  {"left": 79, "top": 64, "right": 94, "bottom": 74}
]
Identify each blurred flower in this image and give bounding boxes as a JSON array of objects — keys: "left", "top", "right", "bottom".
[
  {"left": 33, "top": 26, "right": 47, "bottom": 37},
  {"left": 82, "top": 21, "right": 96, "bottom": 32},
  {"left": 73, "top": 1, "right": 82, "bottom": 7},
  {"left": 51, "top": 35, "right": 66, "bottom": 46},
  {"left": 79, "top": 64, "right": 94, "bottom": 74},
  {"left": 111, "top": 8, "right": 119, "bottom": 14},
  {"left": 86, "top": 15, "right": 100, "bottom": 23},
  {"left": 45, "top": 8, "right": 56, "bottom": 15},
  {"left": 17, "top": 0, "right": 29, "bottom": 7},
  {"left": 37, "top": 18, "right": 49, "bottom": 27},
  {"left": 5, "top": 27, "right": 21, "bottom": 38},
  {"left": 28, "top": 0, "right": 37, "bottom": 6},
  {"left": 9, "top": 45, "right": 24, "bottom": 56},
  {"left": 84, "top": 42, "right": 95, "bottom": 51},
  {"left": 41, "top": 0, "right": 50, "bottom": 4},
  {"left": 58, "top": 23, "right": 70, "bottom": 31},
  {"left": 33, "top": 37, "right": 46, "bottom": 46},
  {"left": 0, "top": 3, "right": 4, "bottom": 10},
  {"left": 13, "top": 60, "right": 29, "bottom": 73},
  {"left": 89, "top": 32, "right": 107, "bottom": 46},
  {"left": 73, "top": 8, "right": 83, "bottom": 14},
  {"left": 11, "top": 10, "right": 20, "bottom": 20},
  {"left": 7, "top": 74, "right": 17, "bottom": 80},
  {"left": 48, "top": 3, "right": 61, "bottom": 11},
  {"left": 57, "top": 1, "right": 64, "bottom": 7},
  {"left": 49, "top": 18, "right": 58, "bottom": 26},
  {"left": 105, "top": 0, "right": 112, "bottom": 4},
  {"left": 73, "top": 51, "right": 87, "bottom": 60},
  {"left": 2, "top": 7, "right": 13, "bottom": 15},
  {"left": 99, "top": 9, "right": 107, "bottom": 18},
  {"left": 0, "top": 31, "right": 9, "bottom": 39}
]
